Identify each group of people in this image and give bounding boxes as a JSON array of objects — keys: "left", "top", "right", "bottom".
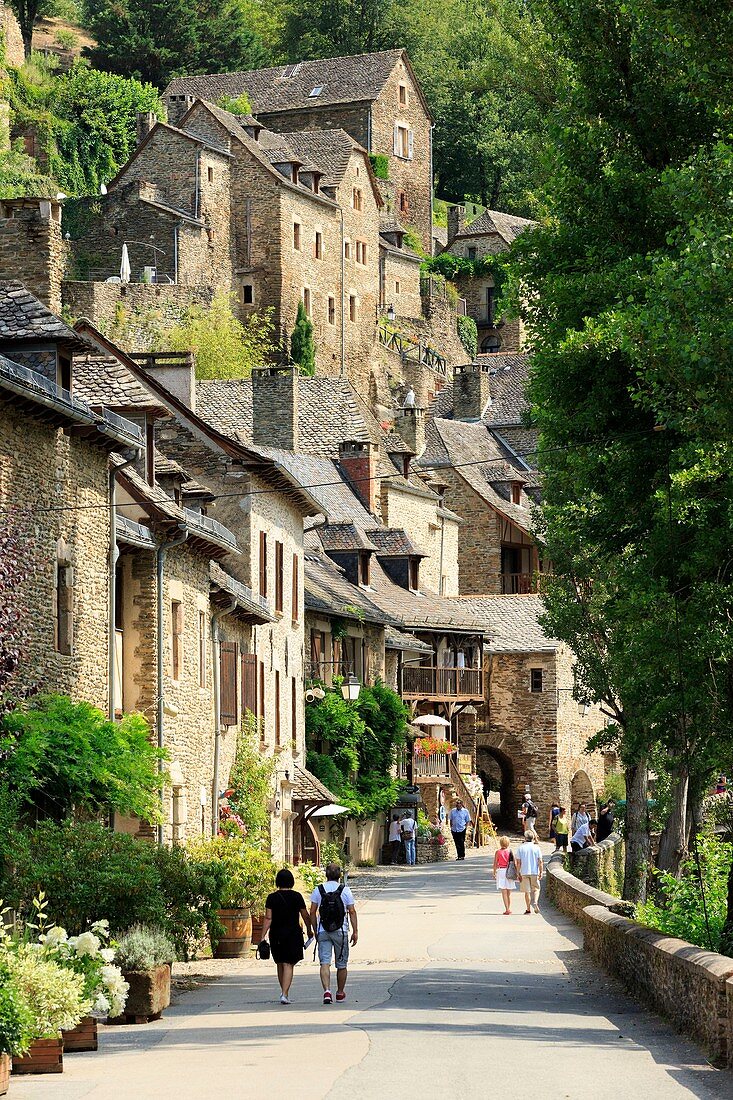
[
  {"left": 546, "top": 799, "right": 616, "bottom": 851},
  {"left": 492, "top": 831, "right": 544, "bottom": 915},
  {"left": 388, "top": 800, "right": 473, "bottom": 865}
]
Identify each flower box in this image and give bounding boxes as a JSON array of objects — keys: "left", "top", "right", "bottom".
[
  {"left": 114, "top": 964, "right": 171, "bottom": 1024},
  {"left": 12, "top": 1037, "right": 63, "bottom": 1075},
  {"left": 0, "top": 1053, "right": 10, "bottom": 1095},
  {"left": 62, "top": 1015, "right": 98, "bottom": 1052}
]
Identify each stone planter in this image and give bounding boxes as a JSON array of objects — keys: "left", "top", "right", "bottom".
[
  {"left": 416, "top": 838, "right": 450, "bottom": 864},
  {"left": 0, "top": 1052, "right": 10, "bottom": 1094},
  {"left": 214, "top": 908, "right": 252, "bottom": 958},
  {"left": 62, "top": 1015, "right": 98, "bottom": 1052},
  {"left": 12, "top": 1037, "right": 63, "bottom": 1075},
  {"left": 116, "top": 964, "right": 171, "bottom": 1024}
]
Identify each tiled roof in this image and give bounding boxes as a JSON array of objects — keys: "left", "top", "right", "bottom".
[
  {"left": 365, "top": 527, "right": 427, "bottom": 557},
  {"left": 74, "top": 353, "right": 164, "bottom": 411},
  {"left": 427, "top": 353, "right": 530, "bottom": 427},
  {"left": 0, "top": 281, "right": 89, "bottom": 351},
  {"left": 317, "top": 522, "right": 378, "bottom": 553},
  {"left": 167, "top": 50, "right": 406, "bottom": 112},
  {"left": 275, "top": 129, "right": 354, "bottom": 187},
  {"left": 154, "top": 450, "right": 188, "bottom": 479},
  {"left": 453, "top": 209, "right": 535, "bottom": 245},
  {"left": 210, "top": 562, "right": 274, "bottom": 622},
  {"left": 304, "top": 549, "right": 392, "bottom": 625},
  {"left": 384, "top": 625, "right": 433, "bottom": 653},
  {"left": 445, "top": 594, "right": 556, "bottom": 653},
  {"left": 365, "top": 558, "right": 487, "bottom": 633},
  {"left": 292, "top": 762, "right": 337, "bottom": 804}
]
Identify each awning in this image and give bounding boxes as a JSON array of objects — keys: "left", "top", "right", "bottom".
[{"left": 309, "top": 803, "right": 350, "bottom": 817}]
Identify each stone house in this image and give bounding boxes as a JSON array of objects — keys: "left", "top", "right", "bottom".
[{"left": 164, "top": 49, "right": 435, "bottom": 252}]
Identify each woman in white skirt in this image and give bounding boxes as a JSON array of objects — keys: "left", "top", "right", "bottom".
[{"left": 492, "top": 835, "right": 517, "bottom": 914}]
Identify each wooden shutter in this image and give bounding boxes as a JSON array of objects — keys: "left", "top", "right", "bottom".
[
  {"left": 275, "top": 541, "right": 284, "bottom": 613},
  {"left": 408, "top": 130, "right": 414, "bottom": 160},
  {"left": 291, "top": 677, "right": 297, "bottom": 744},
  {"left": 241, "top": 652, "right": 257, "bottom": 716},
  {"left": 220, "top": 641, "right": 238, "bottom": 726},
  {"left": 259, "top": 531, "right": 268, "bottom": 598},
  {"left": 274, "top": 669, "right": 281, "bottom": 746},
  {"left": 291, "top": 553, "right": 299, "bottom": 624},
  {"left": 393, "top": 122, "right": 399, "bottom": 155}
]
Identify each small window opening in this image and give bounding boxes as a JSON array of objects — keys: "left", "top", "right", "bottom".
[{"left": 530, "top": 668, "right": 544, "bottom": 693}]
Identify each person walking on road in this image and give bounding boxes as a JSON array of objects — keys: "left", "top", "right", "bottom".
[
  {"left": 492, "top": 835, "right": 517, "bottom": 914},
  {"left": 450, "top": 799, "right": 471, "bottom": 860},
  {"left": 548, "top": 801, "right": 561, "bottom": 843},
  {"left": 388, "top": 813, "right": 402, "bottom": 863},
  {"left": 554, "top": 807, "right": 569, "bottom": 851},
  {"left": 309, "top": 863, "right": 358, "bottom": 1005},
  {"left": 261, "top": 868, "right": 313, "bottom": 1004},
  {"left": 522, "top": 796, "right": 538, "bottom": 835},
  {"left": 516, "top": 830, "right": 544, "bottom": 914},
  {"left": 401, "top": 810, "right": 417, "bottom": 865}
]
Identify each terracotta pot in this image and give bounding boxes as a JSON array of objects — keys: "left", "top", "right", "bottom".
[
  {"left": 250, "top": 914, "right": 265, "bottom": 944},
  {"left": 12, "top": 1037, "right": 63, "bottom": 1075},
  {"left": 214, "top": 908, "right": 252, "bottom": 958},
  {"left": 117, "top": 963, "right": 171, "bottom": 1023},
  {"left": 62, "top": 1015, "right": 98, "bottom": 1052},
  {"left": 0, "top": 1053, "right": 9, "bottom": 1095}
]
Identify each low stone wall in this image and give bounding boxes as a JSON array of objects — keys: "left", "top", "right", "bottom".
[
  {"left": 546, "top": 849, "right": 634, "bottom": 921},
  {"left": 581, "top": 905, "right": 733, "bottom": 1069},
  {"left": 569, "top": 832, "right": 624, "bottom": 894},
  {"left": 416, "top": 838, "right": 451, "bottom": 864},
  {"left": 62, "top": 281, "right": 215, "bottom": 349}
]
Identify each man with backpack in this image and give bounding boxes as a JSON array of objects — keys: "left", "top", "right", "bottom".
[{"left": 309, "top": 863, "right": 358, "bottom": 1005}]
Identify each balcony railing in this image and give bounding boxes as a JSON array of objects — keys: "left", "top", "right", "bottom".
[
  {"left": 397, "top": 748, "right": 450, "bottom": 780},
  {"left": 306, "top": 660, "right": 366, "bottom": 687},
  {"left": 184, "top": 508, "right": 238, "bottom": 552},
  {"left": 500, "top": 572, "right": 535, "bottom": 595},
  {"left": 401, "top": 665, "right": 482, "bottom": 699}
]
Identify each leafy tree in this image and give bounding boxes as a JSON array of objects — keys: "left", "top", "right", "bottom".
[
  {"left": 6, "top": 0, "right": 51, "bottom": 56},
  {"left": 290, "top": 300, "right": 316, "bottom": 376},
  {"left": 217, "top": 92, "right": 253, "bottom": 116},
  {"left": 160, "top": 292, "right": 276, "bottom": 379},
  {"left": 0, "top": 146, "right": 59, "bottom": 197},
  {"left": 278, "top": 0, "right": 395, "bottom": 61}
]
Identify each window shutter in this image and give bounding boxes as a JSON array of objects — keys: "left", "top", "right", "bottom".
[
  {"left": 259, "top": 531, "right": 268, "bottom": 598},
  {"left": 220, "top": 641, "right": 238, "bottom": 726},
  {"left": 291, "top": 677, "right": 297, "bottom": 743},
  {"left": 275, "top": 541, "right": 284, "bottom": 613},
  {"left": 393, "top": 123, "right": 399, "bottom": 155},
  {"left": 241, "top": 652, "right": 257, "bottom": 716},
  {"left": 408, "top": 130, "right": 414, "bottom": 160},
  {"left": 291, "top": 553, "right": 299, "bottom": 624},
  {"left": 258, "top": 660, "right": 265, "bottom": 731},
  {"left": 274, "top": 669, "right": 281, "bottom": 746}
]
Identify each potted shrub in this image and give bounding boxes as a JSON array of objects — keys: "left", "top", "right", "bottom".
[
  {"left": 6, "top": 949, "right": 87, "bottom": 1074},
  {"left": 0, "top": 960, "right": 34, "bottom": 1093},
  {"left": 187, "top": 837, "right": 276, "bottom": 958},
  {"left": 113, "top": 926, "right": 175, "bottom": 1024}
]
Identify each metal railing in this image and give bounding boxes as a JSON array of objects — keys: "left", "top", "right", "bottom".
[
  {"left": 449, "top": 758, "right": 477, "bottom": 822},
  {"left": 0, "top": 357, "right": 92, "bottom": 417},
  {"left": 378, "top": 324, "right": 447, "bottom": 377},
  {"left": 401, "top": 665, "right": 482, "bottom": 698},
  {"left": 184, "top": 508, "right": 238, "bottom": 551},
  {"left": 116, "top": 515, "right": 156, "bottom": 548},
  {"left": 98, "top": 407, "right": 144, "bottom": 446}
]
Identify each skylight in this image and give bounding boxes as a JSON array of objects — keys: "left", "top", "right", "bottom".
[{"left": 309, "top": 85, "right": 323, "bottom": 97}]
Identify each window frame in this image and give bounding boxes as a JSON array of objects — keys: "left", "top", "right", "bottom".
[
  {"left": 293, "top": 221, "right": 301, "bottom": 250},
  {"left": 327, "top": 296, "right": 336, "bottom": 325},
  {"left": 198, "top": 609, "right": 207, "bottom": 688},
  {"left": 314, "top": 231, "right": 323, "bottom": 260},
  {"left": 530, "top": 667, "right": 544, "bottom": 694},
  {"left": 275, "top": 540, "right": 284, "bottom": 614},
  {"left": 349, "top": 294, "right": 358, "bottom": 322},
  {"left": 291, "top": 552, "right": 299, "bottom": 625},
  {"left": 259, "top": 530, "right": 268, "bottom": 599},
  {"left": 242, "top": 283, "right": 254, "bottom": 305},
  {"left": 171, "top": 598, "right": 183, "bottom": 680}
]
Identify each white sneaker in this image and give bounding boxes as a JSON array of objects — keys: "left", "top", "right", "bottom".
[{"left": 280, "top": 994, "right": 291, "bottom": 1005}]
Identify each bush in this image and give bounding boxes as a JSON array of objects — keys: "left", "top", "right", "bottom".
[
  {"left": 0, "top": 961, "right": 34, "bottom": 1056},
  {"left": 217, "top": 92, "right": 252, "bottom": 116},
  {"left": 149, "top": 842, "right": 227, "bottom": 959},
  {"left": 227, "top": 716, "right": 274, "bottom": 842},
  {"left": 114, "top": 925, "right": 175, "bottom": 971},
  {"left": 369, "top": 153, "right": 389, "bottom": 180},
  {"left": 186, "top": 836, "right": 275, "bottom": 917},
  {"left": 636, "top": 833, "right": 730, "bottom": 951},
  {"left": 296, "top": 862, "right": 322, "bottom": 894},
  {"left": 456, "top": 315, "right": 478, "bottom": 359},
  {"left": 290, "top": 300, "right": 315, "bottom": 375},
  {"left": 54, "top": 29, "right": 78, "bottom": 49},
  {"left": 5, "top": 950, "right": 87, "bottom": 1039}
]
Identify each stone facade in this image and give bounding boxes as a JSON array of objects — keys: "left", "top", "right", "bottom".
[
  {"left": 0, "top": 199, "right": 67, "bottom": 312},
  {"left": 379, "top": 480, "right": 460, "bottom": 596},
  {"left": 0, "top": 4, "right": 25, "bottom": 67},
  {"left": 63, "top": 282, "right": 216, "bottom": 349}
]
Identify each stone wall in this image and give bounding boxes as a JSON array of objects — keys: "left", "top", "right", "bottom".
[
  {"left": 62, "top": 281, "right": 216, "bottom": 348},
  {"left": 1, "top": 3, "right": 24, "bottom": 66},
  {"left": 554, "top": 643, "right": 607, "bottom": 812},
  {"left": 380, "top": 479, "right": 460, "bottom": 595},
  {"left": 382, "top": 246, "right": 422, "bottom": 318},
  {"left": 569, "top": 833, "right": 625, "bottom": 894},
  {"left": 545, "top": 851, "right": 634, "bottom": 922},
  {"left": 0, "top": 200, "right": 67, "bottom": 311}
]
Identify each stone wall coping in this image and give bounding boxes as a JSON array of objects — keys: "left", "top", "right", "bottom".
[
  {"left": 547, "top": 850, "right": 632, "bottom": 914},
  {"left": 581, "top": 905, "right": 733, "bottom": 982},
  {"left": 569, "top": 831, "right": 622, "bottom": 860}
]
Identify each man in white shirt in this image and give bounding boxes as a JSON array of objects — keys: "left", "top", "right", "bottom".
[
  {"left": 571, "top": 818, "right": 597, "bottom": 852},
  {"left": 401, "top": 811, "right": 417, "bottom": 865},
  {"left": 516, "top": 830, "right": 544, "bottom": 914},
  {"left": 449, "top": 800, "right": 471, "bottom": 860},
  {"left": 309, "top": 864, "right": 357, "bottom": 1005},
  {"left": 388, "top": 813, "right": 402, "bottom": 864}
]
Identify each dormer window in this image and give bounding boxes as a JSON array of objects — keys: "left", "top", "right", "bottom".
[
  {"left": 359, "top": 551, "right": 371, "bottom": 586},
  {"left": 57, "top": 354, "right": 71, "bottom": 394},
  {"left": 409, "top": 558, "right": 420, "bottom": 592},
  {"left": 511, "top": 482, "right": 522, "bottom": 505}
]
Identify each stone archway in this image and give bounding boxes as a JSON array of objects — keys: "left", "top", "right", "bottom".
[
  {"left": 477, "top": 745, "right": 515, "bottom": 827},
  {"left": 570, "top": 769, "right": 596, "bottom": 813}
]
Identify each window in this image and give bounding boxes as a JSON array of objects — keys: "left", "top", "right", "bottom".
[
  {"left": 399, "top": 82, "right": 408, "bottom": 106},
  {"left": 302, "top": 287, "right": 311, "bottom": 316},
  {"left": 530, "top": 668, "right": 544, "bottom": 693},
  {"left": 349, "top": 295, "right": 358, "bottom": 322},
  {"left": 198, "top": 610, "right": 207, "bottom": 688},
  {"left": 309, "top": 85, "right": 323, "bottom": 97},
  {"left": 291, "top": 677, "right": 298, "bottom": 743},
  {"left": 220, "top": 640, "right": 238, "bottom": 725},
  {"left": 356, "top": 240, "right": 367, "bottom": 265},
  {"left": 259, "top": 531, "right": 268, "bottom": 598},
  {"left": 359, "top": 551, "right": 371, "bottom": 586},
  {"left": 486, "top": 286, "right": 496, "bottom": 324},
  {"left": 291, "top": 553, "right": 299, "bottom": 624},
  {"left": 310, "top": 629, "right": 326, "bottom": 677},
  {"left": 352, "top": 187, "right": 363, "bottom": 211},
  {"left": 344, "top": 239, "right": 351, "bottom": 259},
  {"left": 293, "top": 221, "right": 301, "bottom": 250},
  {"left": 328, "top": 296, "right": 336, "bottom": 325},
  {"left": 54, "top": 551, "right": 73, "bottom": 655},
  {"left": 274, "top": 669, "right": 281, "bottom": 746},
  {"left": 395, "top": 279, "right": 401, "bottom": 295},
  {"left": 511, "top": 482, "right": 522, "bottom": 505},
  {"left": 315, "top": 231, "right": 323, "bottom": 259},
  {"left": 275, "top": 540, "right": 284, "bottom": 613},
  {"left": 171, "top": 599, "right": 183, "bottom": 679},
  {"left": 207, "top": 166, "right": 214, "bottom": 184},
  {"left": 481, "top": 334, "right": 501, "bottom": 353},
  {"left": 398, "top": 190, "right": 409, "bottom": 215},
  {"left": 467, "top": 246, "right": 477, "bottom": 261},
  {"left": 409, "top": 558, "right": 420, "bottom": 592},
  {"left": 57, "top": 355, "right": 71, "bottom": 394},
  {"left": 241, "top": 652, "right": 257, "bottom": 716},
  {"left": 242, "top": 283, "right": 254, "bottom": 305},
  {"left": 394, "top": 124, "right": 413, "bottom": 160},
  {"left": 258, "top": 660, "right": 266, "bottom": 736}
]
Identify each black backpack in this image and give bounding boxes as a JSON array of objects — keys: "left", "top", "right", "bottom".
[{"left": 318, "top": 884, "right": 346, "bottom": 933}]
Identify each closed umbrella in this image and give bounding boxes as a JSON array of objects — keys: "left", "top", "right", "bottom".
[
  {"left": 120, "top": 243, "right": 131, "bottom": 284},
  {"left": 412, "top": 714, "right": 450, "bottom": 728}
]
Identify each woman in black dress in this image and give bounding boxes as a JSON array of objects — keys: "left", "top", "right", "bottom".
[{"left": 261, "top": 868, "right": 313, "bottom": 1004}]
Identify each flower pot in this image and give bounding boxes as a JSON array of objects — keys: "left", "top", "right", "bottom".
[
  {"left": 62, "top": 1015, "right": 98, "bottom": 1052},
  {"left": 116, "top": 964, "right": 171, "bottom": 1024},
  {"left": 0, "top": 1053, "right": 10, "bottom": 1094},
  {"left": 12, "top": 1037, "right": 63, "bottom": 1075},
  {"left": 214, "top": 908, "right": 252, "bottom": 958}
]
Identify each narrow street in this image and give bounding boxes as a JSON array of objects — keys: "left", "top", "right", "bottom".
[{"left": 11, "top": 851, "right": 730, "bottom": 1100}]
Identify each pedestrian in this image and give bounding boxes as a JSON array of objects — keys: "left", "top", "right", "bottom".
[
  {"left": 571, "top": 802, "right": 589, "bottom": 834},
  {"left": 515, "top": 830, "right": 544, "bottom": 914},
  {"left": 449, "top": 799, "right": 471, "bottom": 860},
  {"left": 523, "top": 795, "right": 538, "bottom": 835},
  {"left": 492, "top": 835, "right": 517, "bottom": 915},
  {"left": 548, "top": 801, "right": 560, "bottom": 842},
  {"left": 571, "top": 817, "right": 597, "bottom": 852},
  {"left": 554, "top": 806, "right": 569, "bottom": 850},
  {"left": 309, "top": 863, "right": 358, "bottom": 1005},
  {"left": 261, "top": 868, "right": 313, "bottom": 1005},
  {"left": 401, "top": 810, "right": 417, "bottom": 866},
  {"left": 388, "top": 813, "right": 402, "bottom": 864},
  {"left": 596, "top": 800, "right": 615, "bottom": 843}
]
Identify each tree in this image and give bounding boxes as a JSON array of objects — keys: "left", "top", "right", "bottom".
[
  {"left": 7, "top": 0, "right": 49, "bottom": 56},
  {"left": 290, "top": 300, "right": 315, "bottom": 376},
  {"left": 160, "top": 293, "right": 276, "bottom": 379}
]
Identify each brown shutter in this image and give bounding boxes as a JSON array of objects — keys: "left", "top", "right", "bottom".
[
  {"left": 291, "top": 553, "right": 299, "bottom": 624},
  {"left": 220, "top": 641, "right": 238, "bottom": 726},
  {"left": 291, "top": 677, "right": 297, "bottom": 744},
  {"left": 275, "top": 541, "right": 284, "bottom": 613},
  {"left": 274, "top": 669, "right": 281, "bottom": 746},
  {"left": 259, "top": 531, "right": 268, "bottom": 598},
  {"left": 258, "top": 660, "right": 265, "bottom": 737},
  {"left": 241, "top": 652, "right": 257, "bottom": 716}
]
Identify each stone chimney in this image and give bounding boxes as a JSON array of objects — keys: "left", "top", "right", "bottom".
[
  {"left": 0, "top": 198, "right": 65, "bottom": 313},
  {"left": 447, "top": 203, "right": 466, "bottom": 244},
  {"left": 134, "top": 350, "right": 196, "bottom": 410},
  {"left": 252, "top": 364, "right": 299, "bottom": 452},
  {"left": 453, "top": 362, "right": 490, "bottom": 421},
  {"left": 394, "top": 406, "right": 425, "bottom": 457},
  {"left": 136, "top": 111, "right": 157, "bottom": 145},
  {"left": 339, "top": 440, "right": 378, "bottom": 515}
]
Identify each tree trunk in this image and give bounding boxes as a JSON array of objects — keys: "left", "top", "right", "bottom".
[
  {"left": 21, "top": 25, "right": 33, "bottom": 58},
  {"left": 622, "top": 757, "right": 650, "bottom": 902},
  {"left": 656, "top": 767, "right": 689, "bottom": 876}
]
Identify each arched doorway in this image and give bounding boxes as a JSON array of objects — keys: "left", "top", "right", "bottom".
[
  {"left": 477, "top": 745, "right": 515, "bottom": 827},
  {"left": 570, "top": 769, "right": 595, "bottom": 812}
]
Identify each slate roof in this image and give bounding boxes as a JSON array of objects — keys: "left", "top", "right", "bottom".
[
  {"left": 210, "top": 562, "right": 274, "bottom": 622},
  {"left": 384, "top": 625, "right": 433, "bottom": 653},
  {"left": 0, "top": 281, "right": 89, "bottom": 352},
  {"left": 275, "top": 129, "right": 354, "bottom": 187},
  {"left": 444, "top": 595, "right": 556, "bottom": 653},
  {"left": 317, "top": 522, "right": 378, "bottom": 553},
  {"left": 304, "top": 549, "right": 391, "bottom": 625},
  {"left": 428, "top": 353, "right": 530, "bottom": 428},
  {"left": 453, "top": 209, "right": 535, "bottom": 246},
  {"left": 73, "top": 353, "right": 165, "bottom": 412},
  {"left": 167, "top": 50, "right": 409, "bottom": 113},
  {"left": 292, "top": 762, "right": 337, "bottom": 804},
  {"left": 366, "top": 527, "right": 427, "bottom": 558}
]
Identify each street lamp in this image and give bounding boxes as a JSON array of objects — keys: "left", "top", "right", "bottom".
[
  {"left": 340, "top": 675, "right": 361, "bottom": 702},
  {"left": 387, "top": 304, "right": 396, "bottom": 322}
]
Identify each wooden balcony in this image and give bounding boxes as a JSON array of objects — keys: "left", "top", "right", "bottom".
[
  {"left": 401, "top": 665, "right": 482, "bottom": 701},
  {"left": 500, "top": 572, "right": 535, "bottom": 594},
  {"left": 397, "top": 748, "right": 450, "bottom": 780}
]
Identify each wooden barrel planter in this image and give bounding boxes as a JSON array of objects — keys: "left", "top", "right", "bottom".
[
  {"left": 12, "top": 1037, "right": 63, "bottom": 1075},
  {"left": 0, "top": 1053, "right": 10, "bottom": 1095},
  {"left": 115, "top": 964, "right": 171, "bottom": 1024},
  {"left": 250, "top": 914, "right": 265, "bottom": 946},
  {"left": 214, "top": 908, "right": 252, "bottom": 958},
  {"left": 62, "top": 1015, "right": 98, "bottom": 1052}
]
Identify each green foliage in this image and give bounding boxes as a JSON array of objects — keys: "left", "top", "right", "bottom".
[
  {"left": 290, "top": 299, "right": 316, "bottom": 375},
  {"left": 227, "top": 714, "right": 275, "bottom": 842},
  {"left": 54, "top": 28, "right": 78, "bottom": 49},
  {"left": 297, "top": 861, "right": 322, "bottom": 893},
  {"left": 320, "top": 840, "right": 349, "bottom": 872},
  {"left": 0, "top": 693, "right": 167, "bottom": 823},
  {"left": 0, "top": 145, "right": 59, "bottom": 197},
  {"left": 456, "top": 314, "right": 477, "bottom": 359},
  {"left": 636, "top": 834, "right": 731, "bottom": 951},
  {"left": 369, "top": 152, "right": 389, "bottom": 180},
  {"left": 601, "top": 772, "right": 626, "bottom": 807},
  {"left": 0, "top": 959, "right": 34, "bottom": 1056},
  {"left": 114, "top": 925, "right": 176, "bottom": 971},
  {"left": 186, "top": 835, "right": 276, "bottom": 914},
  {"left": 4, "top": 949, "right": 87, "bottom": 1039},
  {"left": 402, "top": 226, "right": 426, "bottom": 257},
  {"left": 216, "top": 92, "right": 252, "bottom": 116},
  {"left": 159, "top": 292, "right": 276, "bottom": 380}
]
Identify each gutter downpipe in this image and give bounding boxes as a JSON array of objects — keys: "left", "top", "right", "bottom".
[
  {"left": 211, "top": 600, "right": 237, "bottom": 836},
  {"left": 173, "top": 222, "right": 180, "bottom": 284},
  {"left": 108, "top": 453, "right": 138, "bottom": 722},
  {"left": 156, "top": 524, "right": 188, "bottom": 844}
]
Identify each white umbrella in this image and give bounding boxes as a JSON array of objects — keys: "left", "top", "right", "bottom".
[
  {"left": 120, "top": 243, "right": 131, "bottom": 284},
  {"left": 309, "top": 803, "right": 351, "bottom": 817},
  {"left": 412, "top": 714, "right": 451, "bottom": 728}
]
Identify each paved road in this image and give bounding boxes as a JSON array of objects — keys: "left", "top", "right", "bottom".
[{"left": 11, "top": 851, "right": 730, "bottom": 1100}]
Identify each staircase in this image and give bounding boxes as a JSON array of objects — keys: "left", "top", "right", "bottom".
[{"left": 378, "top": 323, "right": 447, "bottom": 378}]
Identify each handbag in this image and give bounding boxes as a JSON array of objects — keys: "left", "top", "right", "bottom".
[
  {"left": 505, "top": 852, "right": 518, "bottom": 881},
  {"left": 256, "top": 940, "right": 271, "bottom": 960}
]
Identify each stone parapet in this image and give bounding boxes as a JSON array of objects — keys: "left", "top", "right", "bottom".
[
  {"left": 546, "top": 849, "right": 634, "bottom": 921},
  {"left": 568, "top": 832, "right": 625, "bottom": 894}
]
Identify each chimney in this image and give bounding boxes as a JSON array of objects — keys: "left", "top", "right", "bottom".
[
  {"left": 133, "top": 351, "right": 196, "bottom": 410},
  {"left": 136, "top": 111, "right": 157, "bottom": 145},
  {"left": 252, "top": 364, "right": 299, "bottom": 451},
  {"left": 453, "top": 361, "right": 490, "bottom": 421},
  {"left": 447, "top": 203, "right": 466, "bottom": 244},
  {"left": 0, "top": 198, "right": 65, "bottom": 312},
  {"left": 339, "top": 440, "right": 378, "bottom": 515},
  {"left": 394, "top": 406, "right": 425, "bottom": 458}
]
